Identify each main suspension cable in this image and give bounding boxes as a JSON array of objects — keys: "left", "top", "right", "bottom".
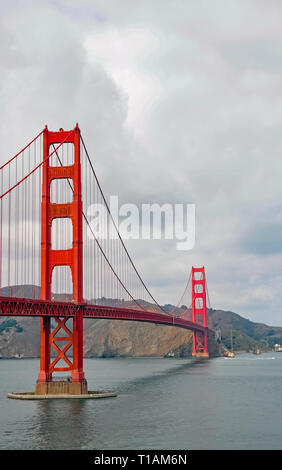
[
  {"left": 0, "top": 129, "right": 44, "bottom": 171},
  {"left": 51, "top": 144, "right": 146, "bottom": 311},
  {"left": 0, "top": 131, "right": 72, "bottom": 200},
  {"left": 80, "top": 134, "right": 166, "bottom": 313}
]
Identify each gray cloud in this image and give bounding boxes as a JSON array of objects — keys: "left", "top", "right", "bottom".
[{"left": 1, "top": 1, "right": 282, "bottom": 325}]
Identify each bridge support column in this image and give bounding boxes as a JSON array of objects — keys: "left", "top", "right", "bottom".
[
  {"left": 192, "top": 329, "right": 209, "bottom": 359},
  {"left": 72, "top": 310, "right": 85, "bottom": 383},
  {"left": 36, "top": 125, "right": 87, "bottom": 395},
  {"left": 35, "top": 314, "right": 88, "bottom": 395},
  {"left": 37, "top": 317, "right": 52, "bottom": 383},
  {"left": 192, "top": 266, "right": 209, "bottom": 359}
]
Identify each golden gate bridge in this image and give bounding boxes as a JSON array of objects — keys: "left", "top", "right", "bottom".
[{"left": 0, "top": 124, "right": 211, "bottom": 396}]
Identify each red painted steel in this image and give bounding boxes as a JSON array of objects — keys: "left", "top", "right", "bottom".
[
  {"left": 0, "top": 125, "right": 211, "bottom": 377},
  {"left": 49, "top": 318, "right": 73, "bottom": 372},
  {"left": 192, "top": 266, "right": 208, "bottom": 356},
  {"left": 38, "top": 125, "right": 85, "bottom": 383},
  {"left": 0, "top": 296, "right": 209, "bottom": 333}
]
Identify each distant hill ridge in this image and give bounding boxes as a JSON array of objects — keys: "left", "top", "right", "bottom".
[{"left": 0, "top": 285, "right": 281, "bottom": 358}]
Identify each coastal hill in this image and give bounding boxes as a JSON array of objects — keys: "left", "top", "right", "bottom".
[{"left": 0, "top": 285, "right": 281, "bottom": 358}]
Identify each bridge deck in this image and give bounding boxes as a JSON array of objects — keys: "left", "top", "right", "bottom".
[{"left": 0, "top": 296, "right": 208, "bottom": 333}]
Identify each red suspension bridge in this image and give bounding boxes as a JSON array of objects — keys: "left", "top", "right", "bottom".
[{"left": 0, "top": 125, "right": 211, "bottom": 396}]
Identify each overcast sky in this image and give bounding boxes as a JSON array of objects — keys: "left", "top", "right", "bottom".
[{"left": 1, "top": 0, "right": 282, "bottom": 325}]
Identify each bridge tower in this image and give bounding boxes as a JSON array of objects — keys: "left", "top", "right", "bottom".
[
  {"left": 192, "top": 266, "right": 209, "bottom": 358},
  {"left": 36, "top": 125, "right": 87, "bottom": 395}
]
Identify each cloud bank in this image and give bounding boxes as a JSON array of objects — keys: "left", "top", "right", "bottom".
[{"left": 1, "top": 0, "right": 282, "bottom": 325}]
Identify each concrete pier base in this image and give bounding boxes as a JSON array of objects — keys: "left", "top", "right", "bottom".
[
  {"left": 35, "top": 379, "right": 88, "bottom": 396},
  {"left": 7, "top": 390, "right": 117, "bottom": 400},
  {"left": 192, "top": 352, "right": 209, "bottom": 360},
  {"left": 8, "top": 378, "right": 117, "bottom": 400}
]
